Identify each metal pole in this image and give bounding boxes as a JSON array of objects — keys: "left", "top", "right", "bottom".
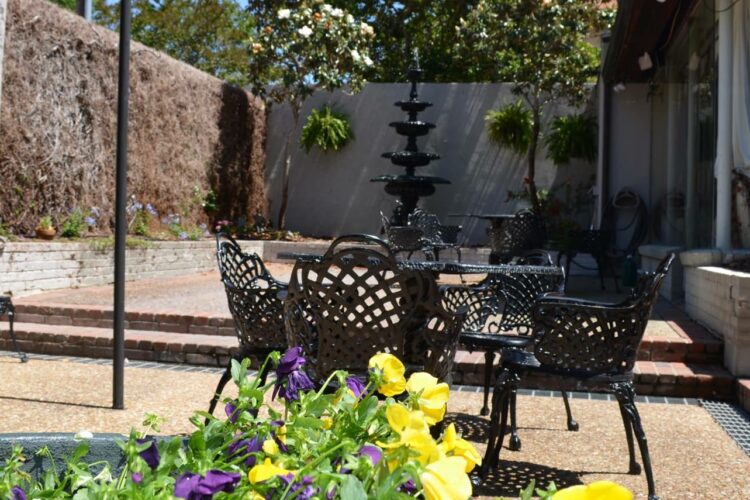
[
  {"left": 113, "top": 0, "right": 132, "bottom": 410},
  {"left": 76, "top": 0, "right": 93, "bottom": 22}
]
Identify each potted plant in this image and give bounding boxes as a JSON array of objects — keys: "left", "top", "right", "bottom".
[{"left": 35, "top": 216, "right": 56, "bottom": 240}]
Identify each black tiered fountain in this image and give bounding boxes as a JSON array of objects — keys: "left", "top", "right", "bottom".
[{"left": 371, "top": 61, "right": 450, "bottom": 225}]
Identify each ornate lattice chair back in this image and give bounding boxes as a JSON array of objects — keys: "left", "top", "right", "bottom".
[
  {"left": 215, "top": 233, "right": 287, "bottom": 350},
  {"left": 488, "top": 209, "right": 546, "bottom": 261},
  {"left": 532, "top": 253, "right": 674, "bottom": 376},
  {"left": 285, "top": 234, "right": 441, "bottom": 380}
]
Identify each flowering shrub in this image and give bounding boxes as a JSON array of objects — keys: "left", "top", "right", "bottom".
[{"left": 1, "top": 350, "right": 481, "bottom": 499}]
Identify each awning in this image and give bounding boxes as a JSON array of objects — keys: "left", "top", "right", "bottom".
[{"left": 603, "top": 0, "right": 698, "bottom": 83}]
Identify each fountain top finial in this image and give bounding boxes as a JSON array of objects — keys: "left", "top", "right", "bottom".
[{"left": 407, "top": 51, "right": 423, "bottom": 100}]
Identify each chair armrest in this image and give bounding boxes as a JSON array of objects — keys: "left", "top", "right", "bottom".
[{"left": 534, "top": 293, "right": 632, "bottom": 310}]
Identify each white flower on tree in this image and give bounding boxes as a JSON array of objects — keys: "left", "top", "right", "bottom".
[
  {"left": 297, "top": 25, "right": 313, "bottom": 37},
  {"left": 277, "top": 8, "right": 290, "bottom": 19}
]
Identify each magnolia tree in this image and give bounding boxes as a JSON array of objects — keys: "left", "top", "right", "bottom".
[
  {"left": 246, "top": 1, "right": 375, "bottom": 229},
  {"left": 457, "top": 0, "right": 609, "bottom": 212}
]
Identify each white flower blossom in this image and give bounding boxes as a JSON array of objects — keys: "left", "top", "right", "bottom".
[
  {"left": 360, "top": 22, "right": 374, "bottom": 36},
  {"left": 346, "top": 14, "right": 354, "bottom": 24},
  {"left": 363, "top": 55, "right": 374, "bottom": 67},
  {"left": 350, "top": 49, "right": 361, "bottom": 62},
  {"left": 321, "top": 4, "right": 332, "bottom": 13},
  {"left": 330, "top": 7, "right": 344, "bottom": 18},
  {"left": 277, "top": 8, "right": 290, "bottom": 19},
  {"left": 298, "top": 25, "right": 314, "bottom": 38}
]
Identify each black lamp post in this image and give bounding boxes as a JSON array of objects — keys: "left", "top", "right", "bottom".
[{"left": 113, "top": 0, "right": 132, "bottom": 410}]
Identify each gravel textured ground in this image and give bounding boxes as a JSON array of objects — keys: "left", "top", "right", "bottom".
[{"left": 1, "top": 355, "right": 747, "bottom": 498}]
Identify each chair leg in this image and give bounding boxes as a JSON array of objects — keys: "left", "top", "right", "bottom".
[
  {"left": 206, "top": 361, "right": 234, "bottom": 420},
  {"left": 613, "top": 381, "right": 658, "bottom": 500},
  {"left": 561, "top": 388, "right": 579, "bottom": 431},
  {"left": 456, "top": 247, "right": 462, "bottom": 263},
  {"left": 481, "top": 368, "right": 514, "bottom": 477},
  {"left": 480, "top": 350, "right": 495, "bottom": 416},
  {"left": 508, "top": 387, "right": 521, "bottom": 451},
  {"left": 595, "top": 255, "right": 606, "bottom": 290},
  {"left": 617, "top": 399, "right": 641, "bottom": 474},
  {"left": 8, "top": 309, "right": 28, "bottom": 363}
]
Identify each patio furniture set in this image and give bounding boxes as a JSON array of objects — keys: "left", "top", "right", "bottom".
[{"left": 211, "top": 225, "right": 672, "bottom": 500}]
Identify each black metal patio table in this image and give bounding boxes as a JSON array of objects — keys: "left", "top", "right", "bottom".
[{"left": 276, "top": 252, "right": 563, "bottom": 278}]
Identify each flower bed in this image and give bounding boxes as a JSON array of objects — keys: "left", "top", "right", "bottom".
[{"left": 0, "top": 349, "right": 633, "bottom": 499}]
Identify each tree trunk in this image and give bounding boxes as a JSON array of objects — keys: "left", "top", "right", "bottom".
[
  {"left": 526, "top": 107, "right": 541, "bottom": 213},
  {"left": 276, "top": 107, "right": 299, "bottom": 230}
]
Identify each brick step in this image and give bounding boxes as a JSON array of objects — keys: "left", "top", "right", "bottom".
[
  {"left": 453, "top": 351, "right": 735, "bottom": 400},
  {"left": 13, "top": 302, "right": 235, "bottom": 337},
  {"left": 1, "top": 322, "right": 734, "bottom": 401},
  {"left": 12, "top": 302, "right": 723, "bottom": 364},
  {"left": 0, "top": 322, "right": 238, "bottom": 366},
  {"left": 738, "top": 379, "right": 750, "bottom": 414}
]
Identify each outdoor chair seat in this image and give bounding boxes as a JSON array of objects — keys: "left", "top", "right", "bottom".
[
  {"left": 480, "top": 253, "right": 675, "bottom": 500},
  {"left": 207, "top": 233, "right": 288, "bottom": 417},
  {"left": 408, "top": 208, "right": 462, "bottom": 261},
  {"left": 488, "top": 209, "right": 547, "bottom": 264},
  {"left": 459, "top": 331, "right": 531, "bottom": 350}
]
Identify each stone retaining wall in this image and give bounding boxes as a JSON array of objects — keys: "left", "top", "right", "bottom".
[
  {"left": 0, "top": 240, "right": 262, "bottom": 296},
  {"left": 682, "top": 256, "right": 750, "bottom": 377}
]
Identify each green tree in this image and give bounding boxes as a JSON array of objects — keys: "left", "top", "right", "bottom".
[
  {"left": 96, "top": 0, "right": 254, "bottom": 86},
  {"left": 49, "top": 0, "right": 76, "bottom": 10},
  {"left": 245, "top": 1, "right": 374, "bottom": 228},
  {"left": 458, "top": 0, "right": 609, "bottom": 211}
]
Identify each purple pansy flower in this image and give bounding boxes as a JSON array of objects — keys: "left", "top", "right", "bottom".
[
  {"left": 227, "top": 435, "right": 263, "bottom": 466},
  {"left": 179, "top": 231, "right": 188, "bottom": 240},
  {"left": 132, "top": 472, "right": 143, "bottom": 485},
  {"left": 278, "top": 474, "right": 317, "bottom": 500},
  {"left": 146, "top": 203, "right": 157, "bottom": 216},
  {"left": 84, "top": 216, "right": 96, "bottom": 226},
  {"left": 359, "top": 444, "right": 382, "bottom": 465},
  {"left": 273, "top": 347, "right": 315, "bottom": 402},
  {"left": 278, "top": 370, "right": 315, "bottom": 402},
  {"left": 276, "top": 347, "right": 306, "bottom": 376},
  {"left": 346, "top": 376, "right": 367, "bottom": 398},
  {"left": 174, "top": 470, "right": 241, "bottom": 500},
  {"left": 224, "top": 401, "right": 240, "bottom": 424},
  {"left": 10, "top": 486, "right": 26, "bottom": 500},
  {"left": 326, "top": 487, "right": 337, "bottom": 500},
  {"left": 136, "top": 438, "right": 160, "bottom": 470},
  {"left": 398, "top": 478, "right": 417, "bottom": 494}
]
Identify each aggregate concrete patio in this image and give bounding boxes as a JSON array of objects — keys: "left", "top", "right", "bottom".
[{"left": 1, "top": 352, "right": 748, "bottom": 499}]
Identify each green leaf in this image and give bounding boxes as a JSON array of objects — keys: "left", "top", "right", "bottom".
[
  {"left": 300, "top": 106, "right": 353, "bottom": 153},
  {"left": 340, "top": 475, "right": 367, "bottom": 500},
  {"left": 486, "top": 102, "right": 533, "bottom": 154}
]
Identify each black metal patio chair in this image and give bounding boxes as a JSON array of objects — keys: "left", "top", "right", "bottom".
[
  {"left": 408, "top": 208, "right": 463, "bottom": 262},
  {"left": 441, "top": 250, "right": 571, "bottom": 451},
  {"left": 381, "top": 211, "right": 424, "bottom": 260},
  {"left": 0, "top": 296, "right": 28, "bottom": 362},
  {"left": 284, "top": 234, "right": 463, "bottom": 385},
  {"left": 207, "top": 233, "right": 288, "bottom": 416},
  {"left": 557, "top": 188, "right": 648, "bottom": 291},
  {"left": 481, "top": 253, "right": 675, "bottom": 500},
  {"left": 487, "top": 209, "right": 547, "bottom": 264}
]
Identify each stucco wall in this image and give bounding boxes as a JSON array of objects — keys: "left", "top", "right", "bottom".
[{"left": 265, "top": 83, "right": 595, "bottom": 245}]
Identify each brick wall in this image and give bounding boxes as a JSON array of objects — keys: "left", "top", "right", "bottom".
[{"left": 0, "top": 240, "right": 262, "bottom": 296}]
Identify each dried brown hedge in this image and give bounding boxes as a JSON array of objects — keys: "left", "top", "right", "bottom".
[{"left": 0, "top": 0, "right": 267, "bottom": 233}]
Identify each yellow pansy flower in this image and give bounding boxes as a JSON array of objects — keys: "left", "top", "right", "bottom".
[
  {"left": 406, "top": 372, "right": 450, "bottom": 425},
  {"left": 368, "top": 353, "right": 406, "bottom": 397},
  {"left": 321, "top": 416, "right": 333, "bottom": 430},
  {"left": 262, "top": 438, "right": 279, "bottom": 456},
  {"left": 382, "top": 404, "right": 440, "bottom": 464},
  {"left": 552, "top": 481, "right": 633, "bottom": 500},
  {"left": 438, "top": 424, "right": 482, "bottom": 473},
  {"left": 420, "top": 456, "right": 473, "bottom": 500},
  {"left": 248, "top": 458, "right": 294, "bottom": 484}
]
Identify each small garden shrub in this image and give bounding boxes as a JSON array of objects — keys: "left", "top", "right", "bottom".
[
  {"left": 60, "top": 207, "right": 98, "bottom": 238},
  {"left": 300, "top": 105, "right": 353, "bottom": 153}
]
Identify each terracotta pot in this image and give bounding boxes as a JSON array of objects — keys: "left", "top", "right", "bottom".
[{"left": 36, "top": 227, "right": 56, "bottom": 240}]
